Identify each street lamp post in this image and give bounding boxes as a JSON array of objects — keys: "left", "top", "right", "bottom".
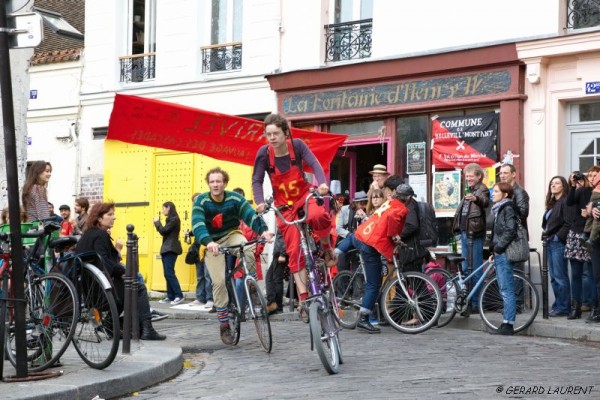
[{"left": 0, "top": 0, "right": 29, "bottom": 378}]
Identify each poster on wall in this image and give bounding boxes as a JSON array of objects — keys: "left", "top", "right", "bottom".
[
  {"left": 407, "top": 142, "right": 426, "bottom": 174},
  {"left": 408, "top": 174, "right": 427, "bottom": 202},
  {"left": 431, "top": 112, "right": 498, "bottom": 169},
  {"left": 433, "top": 170, "right": 461, "bottom": 217}
]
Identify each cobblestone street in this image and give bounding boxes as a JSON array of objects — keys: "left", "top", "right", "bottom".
[{"left": 120, "top": 319, "right": 600, "bottom": 399}]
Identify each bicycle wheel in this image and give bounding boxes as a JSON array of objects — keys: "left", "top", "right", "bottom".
[
  {"left": 71, "top": 264, "right": 120, "bottom": 369},
  {"left": 331, "top": 270, "right": 364, "bottom": 329},
  {"left": 326, "top": 288, "right": 344, "bottom": 365},
  {"left": 247, "top": 279, "right": 272, "bottom": 353},
  {"left": 228, "top": 304, "right": 241, "bottom": 345},
  {"left": 309, "top": 300, "right": 340, "bottom": 374},
  {"left": 424, "top": 268, "right": 458, "bottom": 328},
  {"left": 381, "top": 271, "right": 442, "bottom": 334},
  {"left": 479, "top": 272, "right": 539, "bottom": 333},
  {"left": 7, "top": 272, "right": 79, "bottom": 372}
]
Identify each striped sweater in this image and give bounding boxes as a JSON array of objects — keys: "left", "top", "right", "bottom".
[{"left": 191, "top": 190, "right": 267, "bottom": 246}]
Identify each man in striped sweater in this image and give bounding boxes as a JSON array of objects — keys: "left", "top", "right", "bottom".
[{"left": 191, "top": 167, "right": 273, "bottom": 345}]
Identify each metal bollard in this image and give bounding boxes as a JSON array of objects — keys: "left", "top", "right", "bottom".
[
  {"left": 122, "top": 225, "right": 135, "bottom": 353},
  {"left": 130, "top": 224, "right": 140, "bottom": 340},
  {"left": 541, "top": 232, "right": 549, "bottom": 319}
]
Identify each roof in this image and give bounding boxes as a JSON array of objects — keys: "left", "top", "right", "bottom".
[{"left": 30, "top": 0, "right": 85, "bottom": 65}]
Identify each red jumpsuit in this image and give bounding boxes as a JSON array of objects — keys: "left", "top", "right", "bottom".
[{"left": 268, "top": 141, "right": 331, "bottom": 274}]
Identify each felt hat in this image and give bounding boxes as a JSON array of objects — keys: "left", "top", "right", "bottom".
[
  {"left": 352, "top": 191, "right": 368, "bottom": 202},
  {"left": 369, "top": 164, "right": 390, "bottom": 175}
]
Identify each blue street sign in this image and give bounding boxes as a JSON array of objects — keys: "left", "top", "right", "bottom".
[
  {"left": 586, "top": 82, "right": 600, "bottom": 94},
  {"left": 29, "top": 90, "right": 37, "bottom": 99}
]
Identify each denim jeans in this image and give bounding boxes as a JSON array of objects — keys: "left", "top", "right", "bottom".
[
  {"left": 162, "top": 251, "right": 183, "bottom": 300},
  {"left": 494, "top": 253, "right": 516, "bottom": 323},
  {"left": 547, "top": 239, "right": 570, "bottom": 313},
  {"left": 195, "top": 260, "right": 213, "bottom": 303},
  {"left": 460, "top": 232, "right": 484, "bottom": 306},
  {"left": 337, "top": 233, "right": 382, "bottom": 313},
  {"left": 570, "top": 260, "right": 596, "bottom": 305}
]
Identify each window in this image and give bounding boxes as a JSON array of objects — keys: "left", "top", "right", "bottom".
[
  {"left": 92, "top": 127, "right": 108, "bottom": 140},
  {"left": 120, "top": 0, "right": 156, "bottom": 83},
  {"left": 567, "top": 0, "right": 600, "bottom": 30},
  {"left": 202, "top": 0, "right": 243, "bottom": 72},
  {"left": 130, "top": 0, "right": 156, "bottom": 55},
  {"left": 325, "top": 0, "right": 373, "bottom": 62}
]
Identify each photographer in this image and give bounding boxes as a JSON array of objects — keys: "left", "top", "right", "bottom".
[{"left": 565, "top": 171, "right": 592, "bottom": 319}]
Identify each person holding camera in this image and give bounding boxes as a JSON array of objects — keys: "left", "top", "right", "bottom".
[
  {"left": 565, "top": 171, "right": 593, "bottom": 319},
  {"left": 582, "top": 171, "right": 600, "bottom": 251}
]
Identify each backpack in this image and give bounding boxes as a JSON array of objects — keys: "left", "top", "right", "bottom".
[{"left": 415, "top": 201, "right": 439, "bottom": 248}]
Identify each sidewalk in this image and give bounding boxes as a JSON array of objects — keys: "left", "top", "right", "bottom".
[{"left": 2, "top": 294, "right": 600, "bottom": 399}]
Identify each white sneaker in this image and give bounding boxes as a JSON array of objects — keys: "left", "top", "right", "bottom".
[
  {"left": 171, "top": 297, "right": 184, "bottom": 305},
  {"left": 204, "top": 301, "right": 214, "bottom": 309},
  {"left": 190, "top": 300, "right": 205, "bottom": 306},
  {"left": 158, "top": 297, "right": 171, "bottom": 304}
]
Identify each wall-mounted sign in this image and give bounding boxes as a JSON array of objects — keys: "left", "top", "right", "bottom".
[
  {"left": 586, "top": 82, "right": 600, "bottom": 95},
  {"left": 30, "top": 90, "right": 37, "bottom": 99}
]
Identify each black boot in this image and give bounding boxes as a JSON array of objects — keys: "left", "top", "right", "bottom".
[
  {"left": 567, "top": 301, "right": 582, "bottom": 320},
  {"left": 490, "top": 323, "right": 514, "bottom": 336},
  {"left": 586, "top": 308, "right": 600, "bottom": 323},
  {"left": 356, "top": 313, "right": 380, "bottom": 334},
  {"left": 141, "top": 319, "right": 166, "bottom": 340}
]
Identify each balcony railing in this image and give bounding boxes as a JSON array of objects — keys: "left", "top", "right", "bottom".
[
  {"left": 119, "top": 53, "right": 156, "bottom": 83},
  {"left": 201, "top": 42, "right": 242, "bottom": 73},
  {"left": 325, "top": 18, "right": 372, "bottom": 62},
  {"left": 567, "top": 0, "right": 600, "bottom": 30}
]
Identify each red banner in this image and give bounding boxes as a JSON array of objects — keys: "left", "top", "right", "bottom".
[
  {"left": 431, "top": 112, "right": 498, "bottom": 169},
  {"left": 107, "top": 94, "right": 347, "bottom": 172}
]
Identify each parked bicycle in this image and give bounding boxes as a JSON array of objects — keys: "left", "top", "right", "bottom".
[
  {"left": 219, "top": 237, "right": 272, "bottom": 353},
  {"left": 425, "top": 256, "right": 539, "bottom": 333},
  {"left": 333, "top": 243, "right": 443, "bottom": 334},
  {"left": 264, "top": 190, "right": 342, "bottom": 374},
  {"left": 3, "top": 223, "right": 79, "bottom": 372}
]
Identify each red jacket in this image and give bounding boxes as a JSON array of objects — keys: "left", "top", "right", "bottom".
[{"left": 355, "top": 199, "right": 408, "bottom": 260}]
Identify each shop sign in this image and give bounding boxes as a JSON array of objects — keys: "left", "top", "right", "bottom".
[{"left": 283, "top": 70, "right": 511, "bottom": 115}]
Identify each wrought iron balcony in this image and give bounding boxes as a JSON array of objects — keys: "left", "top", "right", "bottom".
[
  {"left": 201, "top": 42, "right": 242, "bottom": 73},
  {"left": 567, "top": 0, "right": 600, "bottom": 30},
  {"left": 325, "top": 18, "right": 372, "bottom": 62},
  {"left": 119, "top": 53, "right": 156, "bottom": 83}
]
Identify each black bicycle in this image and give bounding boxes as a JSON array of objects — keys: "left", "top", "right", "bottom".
[
  {"left": 219, "top": 237, "right": 272, "bottom": 353},
  {"left": 3, "top": 223, "right": 79, "bottom": 372}
]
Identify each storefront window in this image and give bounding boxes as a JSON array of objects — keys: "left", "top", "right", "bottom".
[
  {"left": 396, "top": 115, "right": 428, "bottom": 179},
  {"left": 329, "top": 120, "right": 383, "bottom": 137}
]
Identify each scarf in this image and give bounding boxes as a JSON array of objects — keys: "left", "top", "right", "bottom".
[{"left": 491, "top": 198, "right": 511, "bottom": 218}]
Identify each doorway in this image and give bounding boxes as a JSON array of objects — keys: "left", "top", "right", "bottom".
[{"left": 330, "top": 143, "right": 388, "bottom": 197}]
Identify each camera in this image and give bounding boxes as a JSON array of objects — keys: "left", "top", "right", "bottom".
[{"left": 573, "top": 172, "right": 585, "bottom": 181}]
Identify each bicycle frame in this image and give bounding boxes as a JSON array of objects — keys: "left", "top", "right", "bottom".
[
  {"left": 264, "top": 191, "right": 329, "bottom": 299},
  {"left": 451, "top": 259, "right": 495, "bottom": 304}
]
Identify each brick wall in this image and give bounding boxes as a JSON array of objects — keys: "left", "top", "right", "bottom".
[{"left": 79, "top": 174, "right": 104, "bottom": 205}]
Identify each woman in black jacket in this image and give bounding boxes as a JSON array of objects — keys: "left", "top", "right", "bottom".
[
  {"left": 75, "top": 202, "right": 165, "bottom": 340},
  {"left": 490, "top": 182, "right": 519, "bottom": 335},
  {"left": 154, "top": 201, "right": 184, "bottom": 305},
  {"left": 542, "top": 176, "right": 571, "bottom": 317}
]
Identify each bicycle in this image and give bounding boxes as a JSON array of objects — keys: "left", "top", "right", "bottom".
[
  {"left": 219, "top": 237, "right": 272, "bottom": 353},
  {"left": 53, "top": 246, "right": 121, "bottom": 369},
  {"left": 3, "top": 223, "right": 80, "bottom": 372},
  {"left": 425, "top": 256, "right": 539, "bottom": 333},
  {"left": 264, "top": 190, "right": 342, "bottom": 374},
  {"left": 332, "top": 242, "right": 443, "bottom": 334}
]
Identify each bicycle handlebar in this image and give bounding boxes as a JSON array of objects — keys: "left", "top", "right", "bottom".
[
  {"left": 263, "top": 188, "right": 331, "bottom": 227},
  {"left": 218, "top": 237, "right": 267, "bottom": 255}
]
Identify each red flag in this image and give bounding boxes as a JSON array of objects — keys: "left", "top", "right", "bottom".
[{"left": 107, "top": 94, "right": 347, "bottom": 172}]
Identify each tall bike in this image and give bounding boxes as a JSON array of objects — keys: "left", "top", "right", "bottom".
[
  {"left": 425, "top": 257, "right": 539, "bottom": 333},
  {"left": 333, "top": 243, "right": 443, "bottom": 334},
  {"left": 219, "top": 237, "right": 272, "bottom": 353},
  {"left": 3, "top": 223, "right": 79, "bottom": 372},
  {"left": 264, "top": 190, "right": 342, "bottom": 374}
]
